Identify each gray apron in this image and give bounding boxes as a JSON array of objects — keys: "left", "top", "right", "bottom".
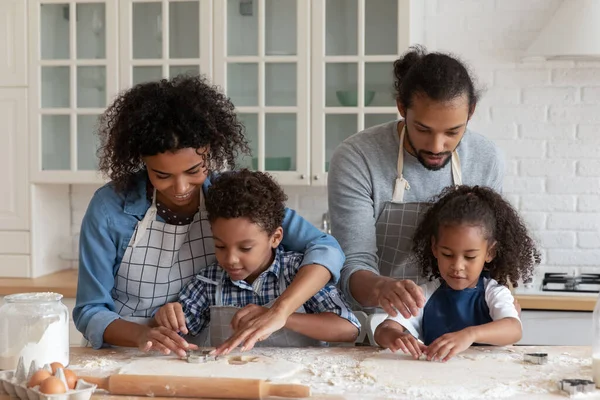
[
  {"left": 375, "top": 124, "right": 463, "bottom": 282},
  {"left": 82, "top": 189, "right": 215, "bottom": 346},
  {"left": 206, "top": 269, "right": 323, "bottom": 348},
  {"left": 362, "top": 125, "right": 463, "bottom": 329}
]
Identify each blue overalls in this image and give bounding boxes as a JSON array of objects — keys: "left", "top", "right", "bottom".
[{"left": 422, "top": 273, "right": 492, "bottom": 346}]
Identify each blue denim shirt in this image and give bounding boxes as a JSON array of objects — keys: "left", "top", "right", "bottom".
[{"left": 73, "top": 172, "right": 344, "bottom": 349}]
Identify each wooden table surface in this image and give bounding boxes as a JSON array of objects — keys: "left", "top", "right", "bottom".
[{"left": 2, "top": 345, "right": 599, "bottom": 400}]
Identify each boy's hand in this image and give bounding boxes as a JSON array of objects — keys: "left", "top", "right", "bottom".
[
  {"left": 230, "top": 304, "right": 269, "bottom": 330},
  {"left": 155, "top": 302, "right": 188, "bottom": 334},
  {"left": 374, "top": 321, "right": 426, "bottom": 359},
  {"left": 425, "top": 329, "right": 474, "bottom": 362},
  {"left": 212, "top": 306, "right": 288, "bottom": 355},
  {"left": 137, "top": 326, "right": 197, "bottom": 358}
]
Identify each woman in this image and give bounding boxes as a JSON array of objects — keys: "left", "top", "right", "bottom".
[{"left": 74, "top": 75, "right": 344, "bottom": 357}]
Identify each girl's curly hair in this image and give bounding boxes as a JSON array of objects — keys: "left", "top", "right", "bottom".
[
  {"left": 205, "top": 169, "right": 287, "bottom": 236},
  {"left": 412, "top": 185, "right": 541, "bottom": 287},
  {"left": 97, "top": 74, "right": 249, "bottom": 192}
]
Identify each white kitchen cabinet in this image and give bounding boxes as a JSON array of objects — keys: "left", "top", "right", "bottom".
[
  {"left": 0, "top": 0, "right": 28, "bottom": 87},
  {"left": 28, "top": 0, "right": 118, "bottom": 184},
  {"left": 0, "top": 88, "right": 31, "bottom": 277},
  {"left": 310, "top": 0, "right": 423, "bottom": 185},
  {"left": 28, "top": 0, "right": 424, "bottom": 185},
  {"left": 118, "top": 0, "right": 212, "bottom": 89},
  {"left": 518, "top": 310, "right": 592, "bottom": 346},
  {"left": 0, "top": 89, "right": 29, "bottom": 231},
  {"left": 212, "top": 0, "right": 311, "bottom": 185},
  {"left": 213, "top": 0, "right": 424, "bottom": 186}
]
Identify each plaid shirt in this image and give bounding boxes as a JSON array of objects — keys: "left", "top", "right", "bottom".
[{"left": 179, "top": 246, "right": 360, "bottom": 336}]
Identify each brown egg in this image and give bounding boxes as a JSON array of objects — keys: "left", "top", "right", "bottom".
[
  {"left": 63, "top": 368, "right": 78, "bottom": 390},
  {"left": 27, "top": 369, "right": 52, "bottom": 388},
  {"left": 49, "top": 362, "right": 65, "bottom": 374},
  {"left": 39, "top": 376, "right": 67, "bottom": 394}
]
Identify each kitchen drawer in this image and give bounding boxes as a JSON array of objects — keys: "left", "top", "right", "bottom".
[{"left": 518, "top": 310, "right": 592, "bottom": 346}]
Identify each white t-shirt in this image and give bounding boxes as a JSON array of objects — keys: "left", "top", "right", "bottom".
[{"left": 382, "top": 277, "right": 520, "bottom": 342}]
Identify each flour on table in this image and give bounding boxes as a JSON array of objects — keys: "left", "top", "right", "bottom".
[
  {"left": 117, "top": 353, "right": 304, "bottom": 381},
  {"left": 356, "top": 348, "right": 597, "bottom": 400}
]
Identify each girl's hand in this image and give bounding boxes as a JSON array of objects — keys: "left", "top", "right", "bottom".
[
  {"left": 154, "top": 302, "right": 189, "bottom": 334},
  {"left": 425, "top": 329, "right": 474, "bottom": 362},
  {"left": 374, "top": 321, "right": 426, "bottom": 359},
  {"left": 137, "top": 326, "right": 198, "bottom": 358}
]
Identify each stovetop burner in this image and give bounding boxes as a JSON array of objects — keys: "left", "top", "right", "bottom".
[{"left": 542, "top": 273, "right": 600, "bottom": 293}]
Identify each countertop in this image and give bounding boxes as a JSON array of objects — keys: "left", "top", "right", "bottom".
[
  {"left": 2, "top": 345, "right": 599, "bottom": 400},
  {"left": 0, "top": 269, "right": 597, "bottom": 311},
  {"left": 0, "top": 269, "right": 78, "bottom": 298}
]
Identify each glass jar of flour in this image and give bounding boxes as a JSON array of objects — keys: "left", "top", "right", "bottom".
[{"left": 0, "top": 292, "right": 69, "bottom": 370}]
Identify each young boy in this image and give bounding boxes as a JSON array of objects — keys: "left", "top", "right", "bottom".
[{"left": 154, "top": 169, "right": 360, "bottom": 347}]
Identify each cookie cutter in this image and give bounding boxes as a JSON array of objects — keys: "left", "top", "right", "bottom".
[
  {"left": 185, "top": 349, "right": 219, "bottom": 364},
  {"left": 558, "top": 379, "right": 595, "bottom": 395},
  {"left": 524, "top": 352, "right": 548, "bottom": 365}
]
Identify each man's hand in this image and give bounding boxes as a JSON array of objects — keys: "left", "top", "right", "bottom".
[
  {"left": 137, "top": 326, "right": 198, "bottom": 358},
  {"left": 425, "top": 329, "right": 475, "bottom": 362},
  {"left": 375, "top": 277, "right": 425, "bottom": 318},
  {"left": 154, "top": 302, "right": 188, "bottom": 334}
]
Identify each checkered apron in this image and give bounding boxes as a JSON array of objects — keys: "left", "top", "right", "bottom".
[
  {"left": 111, "top": 189, "right": 215, "bottom": 324},
  {"left": 207, "top": 269, "right": 322, "bottom": 347},
  {"left": 369, "top": 125, "right": 462, "bottom": 316}
]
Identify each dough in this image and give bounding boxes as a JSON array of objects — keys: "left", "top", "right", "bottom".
[
  {"left": 359, "top": 350, "right": 526, "bottom": 399},
  {"left": 118, "top": 353, "right": 305, "bottom": 381}
]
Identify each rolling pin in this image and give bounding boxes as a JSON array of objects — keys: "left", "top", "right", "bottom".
[{"left": 79, "top": 374, "right": 311, "bottom": 399}]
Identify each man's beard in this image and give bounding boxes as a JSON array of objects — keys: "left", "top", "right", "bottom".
[{"left": 405, "top": 125, "right": 454, "bottom": 171}]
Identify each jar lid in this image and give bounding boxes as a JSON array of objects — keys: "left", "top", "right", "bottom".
[{"left": 4, "top": 292, "right": 63, "bottom": 303}]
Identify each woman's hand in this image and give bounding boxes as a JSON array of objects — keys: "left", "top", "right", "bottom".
[
  {"left": 374, "top": 277, "right": 425, "bottom": 318},
  {"left": 424, "top": 329, "right": 474, "bottom": 362},
  {"left": 374, "top": 320, "right": 426, "bottom": 359},
  {"left": 138, "top": 326, "right": 197, "bottom": 358},
  {"left": 211, "top": 305, "right": 289, "bottom": 355}
]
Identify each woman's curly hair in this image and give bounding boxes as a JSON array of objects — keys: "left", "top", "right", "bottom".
[
  {"left": 205, "top": 169, "right": 287, "bottom": 236},
  {"left": 97, "top": 74, "right": 249, "bottom": 192},
  {"left": 412, "top": 185, "right": 541, "bottom": 287}
]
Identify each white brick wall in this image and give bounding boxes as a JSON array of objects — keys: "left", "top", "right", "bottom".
[{"left": 69, "top": 0, "right": 600, "bottom": 278}]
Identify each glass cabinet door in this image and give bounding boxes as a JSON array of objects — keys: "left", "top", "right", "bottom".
[
  {"left": 120, "top": 0, "right": 212, "bottom": 89},
  {"left": 30, "top": 0, "right": 118, "bottom": 183},
  {"left": 213, "top": 0, "right": 310, "bottom": 186},
  {"left": 311, "top": 0, "right": 407, "bottom": 185}
]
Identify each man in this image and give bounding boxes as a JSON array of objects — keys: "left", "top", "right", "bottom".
[{"left": 328, "top": 46, "right": 505, "bottom": 320}]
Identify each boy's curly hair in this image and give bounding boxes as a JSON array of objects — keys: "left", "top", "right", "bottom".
[
  {"left": 412, "top": 185, "right": 541, "bottom": 287},
  {"left": 205, "top": 169, "right": 287, "bottom": 236},
  {"left": 97, "top": 74, "right": 249, "bottom": 192}
]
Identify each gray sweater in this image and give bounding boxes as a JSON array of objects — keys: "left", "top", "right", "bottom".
[{"left": 327, "top": 120, "right": 505, "bottom": 305}]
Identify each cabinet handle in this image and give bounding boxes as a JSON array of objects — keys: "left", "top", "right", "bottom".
[
  {"left": 313, "top": 175, "right": 319, "bottom": 180},
  {"left": 300, "top": 174, "right": 305, "bottom": 179}
]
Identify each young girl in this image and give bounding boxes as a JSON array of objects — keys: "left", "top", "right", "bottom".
[
  {"left": 374, "top": 185, "right": 541, "bottom": 362},
  {"left": 73, "top": 75, "right": 345, "bottom": 357}
]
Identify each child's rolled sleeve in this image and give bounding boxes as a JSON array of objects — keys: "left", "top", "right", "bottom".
[{"left": 303, "top": 285, "right": 361, "bottom": 330}]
